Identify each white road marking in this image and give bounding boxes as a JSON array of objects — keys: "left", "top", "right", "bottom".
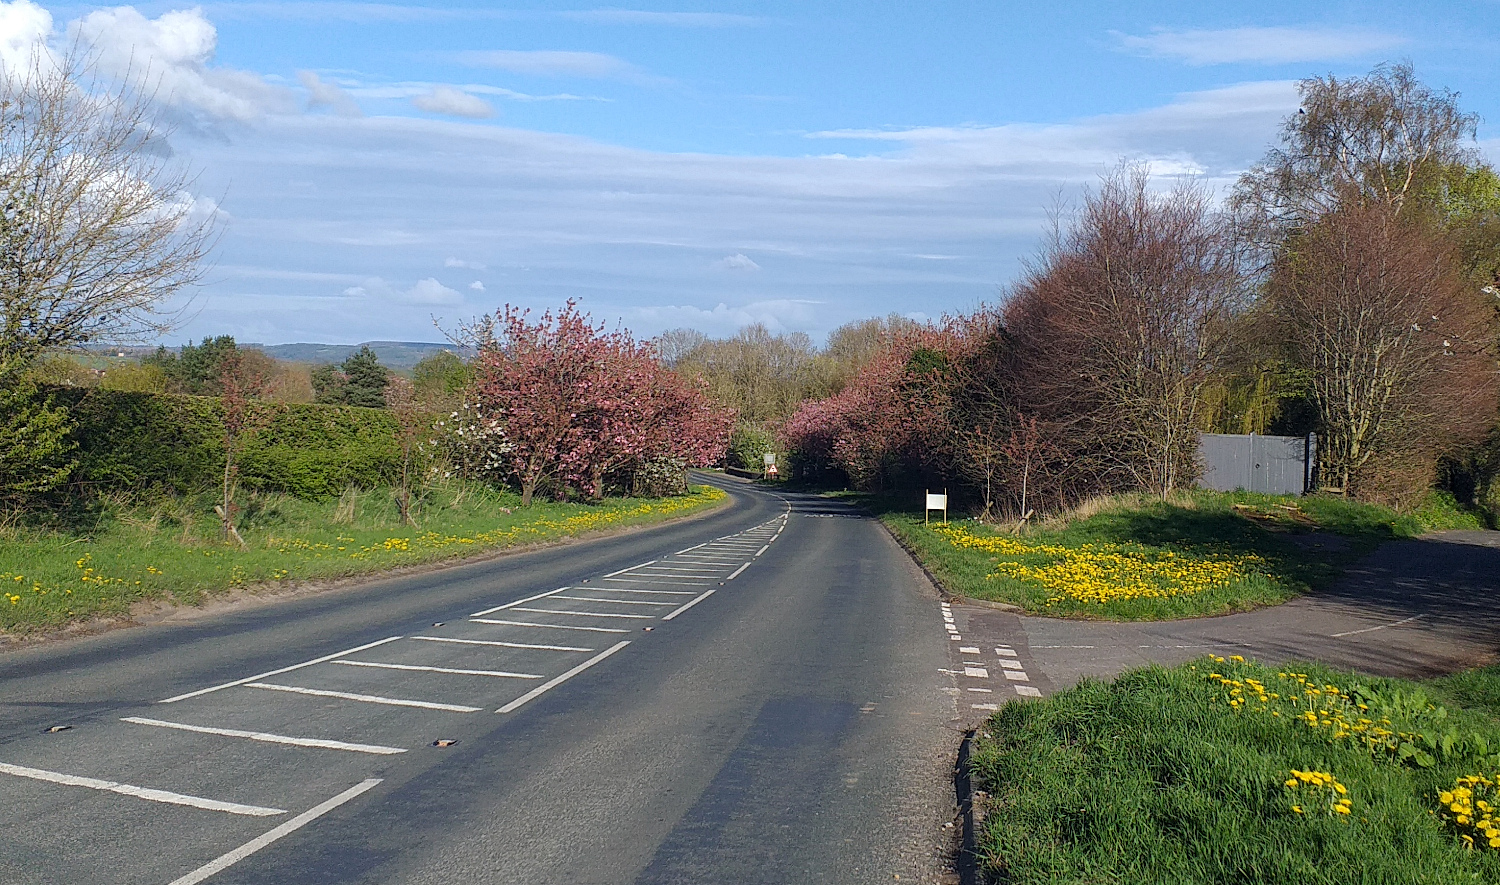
[
  {"left": 158, "top": 636, "right": 405, "bottom": 704},
  {"left": 470, "top": 588, "right": 568, "bottom": 618},
  {"left": 967, "top": 688, "right": 993, "bottom": 693},
  {"left": 553, "top": 595, "right": 675, "bottom": 606},
  {"left": 588, "top": 587, "right": 696, "bottom": 595},
  {"left": 971, "top": 703, "right": 1000, "bottom": 712},
  {"left": 247, "top": 683, "right": 480, "bottom": 712},
  {"left": 959, "top": 647, "right": 980, "bottom": 654},
  {"left": 166, "top": 779, "right": 382, "bottom": 885},
  {"left": 0, "top": 761, "right": 285, "bottom": 817},
  {"left": 674, "top": 552, "right": 746, "bottom": 560},
  {"left": 604, "top": 560, "right": 658, "bottom": 578},
  {"left": 754, "top": 545, "right": 769, "bottom": 557},
  {"left": 628, "top": 567, "right": 726, "bottom": 575},
  {"left": 1033, "top": 645, "right": 1095, "bottom": 649},
  {"left": 496, "top": 641, "right": 632, "bottom": 714},
  {"left": 998, "top": 660, "right": 1025, "bottom": 670},
  {"left": 511, "top": 607, "right": 652, "bottom": 619},
  {"left": 121, "top": 717, "right": 406, "bottom": 756},
  {"left": 1331, "top": 614, "right": 1426, "bottom": 638},
  {"left": 950, "top": 635, "right": 962, "bottom": 641},
  {"left": 471, "top": 618, "right": 630, "bottom": 634},
  {"left": 333, "top": 660, "right": 543, "bottom": 679},
  {"left": 726, "top": 563, "right": 751, "bottom": 580},
  {"left": 1014, "top": 685, "right": 1042, "bottom": 698},
  {"left": 675, "top": 543, "right": 706, "bottom": 554},
  {"left": 963, "top": 667, "right": 989, "bottom": 678},
  {"left": 1002, "top": 671, "right": 1030, "bottom": 682},
  {"left": 410, "top": 636, "right": 593, "bottom": 653},
  {"left": 596, "top": 576, "right": 710, "bottom": 586},
  {"left": 661, "top": 586, "right": 721, "bottom": 621},
  {"left": 996, "top": 647, "right": 1018, "bottom": 657}
]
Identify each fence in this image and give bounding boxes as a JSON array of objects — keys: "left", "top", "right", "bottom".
[{"left": 1198, "top": 432, "right": 1317, "bottom": 496}]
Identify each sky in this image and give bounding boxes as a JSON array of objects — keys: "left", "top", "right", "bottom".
[{"left": 7, "top": 1, "right": 1500, "bottom": 345}]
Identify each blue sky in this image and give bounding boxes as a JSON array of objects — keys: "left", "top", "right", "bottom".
[{"left": 11, "top": 1, "right": 1500, "bottom": 345}]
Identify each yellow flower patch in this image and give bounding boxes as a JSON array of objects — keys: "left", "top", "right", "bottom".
[
  {"left": 1284, "top": 768, "right": 1353, "bottom": 818},
  {"left": 933, "top": 525, "right": 1268, "bottom": 606},
  {"left": 1439, "top": 774, "right": 1500, "bottom": 850}
]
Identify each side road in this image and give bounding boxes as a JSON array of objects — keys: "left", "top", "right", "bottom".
[
  {"left": 0, "top": 476, "right": 961, "bottom": 885},
  {"left": 941, "top": 530, "right": 1500, "bottom": 709}
]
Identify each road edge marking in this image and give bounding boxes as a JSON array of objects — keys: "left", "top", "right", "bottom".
[
  {"left": 496, "top": 641, "right": 631, "bottom": 714},
  {"left": 165, "top": 779, "right": 382, "bottom": 885}
]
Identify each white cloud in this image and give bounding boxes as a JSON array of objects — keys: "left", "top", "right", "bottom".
[
  {"left": 405, "top": 277, "right": 462, "bottom": 304},
  {"left": 445, "top": 257, "right": 486, "bottom": 269},
  {"left": 69, "top": 6, "right": 293, "bottom": 121},
  {"left": 1113, "top": 26, "right": 1407, "bottom": 66},
  {"left": 411, "top": 85, "right": 494, "bottom": 118},
  {"left": 171, "top": 80, "right": 1309, "bottom": 343},
  {"left": 717, "top": 253, "right": 760, "bottom": 271},
  {"left": 0, "top": 0, "right": 51, "bottom": 73},
  {"left": 298, "top": 70, "right": 361, "bottom": 116},
  {"left": 469, "top": 280, "right": 485, "bottom": 291},
  {"left": 634, "top": 300, "right": 822, "bottom": 335},
  {"left": 451, "top": 49, "right": 641, "bottom": 80}
]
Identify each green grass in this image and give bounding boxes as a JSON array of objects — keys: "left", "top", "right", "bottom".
[
  {"left": 972, "top": 657, "right": 1500, "bottom": 884},
  {"left": 869, "top": 489, "right": 1483, "bottom": 621},
  {"left": 0, "top": 482, "right": 726, "bottom": 634}
]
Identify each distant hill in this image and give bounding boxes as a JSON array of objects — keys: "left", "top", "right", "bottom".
[{"left": 250, "top": 341, "right": 472, "bottom": 370}]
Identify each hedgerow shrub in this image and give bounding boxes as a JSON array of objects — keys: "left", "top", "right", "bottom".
[{"left": 51, "top": 387, "right": 403, "bottom": 499}]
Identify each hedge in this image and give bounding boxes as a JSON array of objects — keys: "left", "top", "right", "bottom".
[{"left": 50, "top": 387, "right": 404, "bottom": 499}]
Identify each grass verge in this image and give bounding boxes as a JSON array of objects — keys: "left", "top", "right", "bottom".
[
  {"left": 870, "top": 489, "right": 1482, "bottom": 620},
  {"left": 972, "top": 656, "right": 1500, "bottom": 884},
  {"left": 0, "top": 482, "right": 726, "bottom": 635}
]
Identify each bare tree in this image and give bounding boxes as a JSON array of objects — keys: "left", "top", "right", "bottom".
[
  {"left": 1266, "top": 201, "right": 1496, "bottom": 500},
  {"left": 385, "top": 375, "right": 424, "bottom": 527},
  {"left": 1007, "top": 165, "right": 1246, "bottom": 498},
  {"left": 216, "top": 351, "right": 268, "bottom": 548},
  {"left": 0, "top": 51, "right": 213, "bottom": 381}
]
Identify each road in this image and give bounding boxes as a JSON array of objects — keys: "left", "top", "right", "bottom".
[{"left": 0, "top": 476, "right": 969, "bottom": 885}]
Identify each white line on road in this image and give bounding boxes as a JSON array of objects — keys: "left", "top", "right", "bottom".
[
  {"left": 675, "top": 543, "right": 706, "bottom": 554},
  {"left": 166, "top": 779, "right": 382, "bottom": 885},
  {"left": 963, "top": 667, "right": 989, "bottom": 678},
  {"left": 553, "top": 595, "right": 675, "bottom": 606},
  {"left": 726, "top": 562, "right": 751, "bottom": 580},
  {"left": 594, "top": 576, "right": 710, "bottom": 586},
  {"left": 121, "top": 717, "right": 406, "bottom": 755},
  {"left": 333, "top": 660, "right": 543, "bottom": 679},
  {"left": 755, "top": 545, "right": 769, "bottom": 556},
  {"left": 511, "top": 607, "right": 652, "bottom": 619},
  {"left": 1331, "top": 614, "right": 1426, "bottom": 638},
  {"left": 159, "top": 636, "right": 406, "bottom": 704},
  {"left": 604, "top": 560, "right": 658, "bottom": 578},
  {"left": 588, "top": 586, "right": 696, "bottom": 595},
  {"left": 470, "top": 587, "right": 568, "bottom": 618},
  {"left": 247, "top": 683, "right": 480, "bottom": 712},
  {"left": 410, "top": 636, "right": 593, "bottom": 652},
  {"left": 1002, "top": 671, "right": 1030, "bottom": 682},
  {"left": 1014, "top": 685, "right": 1042, "bottom": 698},
  {"left": 496, "top": 641, "right": 632, "bottom": 714},
  {"left": 470, "top": 618, "right": 630, "bottom": 634},
  {"left": 661, "top": 586, "right": 720, "bottom": 621},
  {"left": 0, "top": 761, "right": 285, "bottom": 817}
]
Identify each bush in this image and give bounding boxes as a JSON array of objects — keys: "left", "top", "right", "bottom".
[
  {"left": 727, "top": 422, "right": 776, "bottom": 471},
  {"left": 50, "top": 387, "right": 402, "bottom": 499}
]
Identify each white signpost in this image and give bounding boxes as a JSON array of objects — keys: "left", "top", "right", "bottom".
[
  {"left": 763, "top": 452, "right": 777, "bottom": 479},
  {"left": 924, "top": 489, "right": 948, "bottom": 525}
]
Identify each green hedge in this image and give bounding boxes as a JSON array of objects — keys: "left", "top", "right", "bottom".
[{"left": 51, "top": 387, "right": 403, "bottom": 499}]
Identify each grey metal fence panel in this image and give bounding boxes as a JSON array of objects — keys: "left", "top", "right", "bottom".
[{"left": 1198, "top": 433, "right": 1314, "bottom": 495}]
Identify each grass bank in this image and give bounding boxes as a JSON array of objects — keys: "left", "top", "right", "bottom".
[
  {"left": 972, "top": 656, "right": 1500, "bottom": 884},
  {"left": 0, "top": 482, "right": 726, "bottom": 635},
  {"left": 873, "top": 490, "right": 1481, "bottom": 620}
]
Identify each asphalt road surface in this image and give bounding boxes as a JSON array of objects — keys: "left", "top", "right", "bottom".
[{"left": 0, "top": 476, "right": 967, "bottom": 885}]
